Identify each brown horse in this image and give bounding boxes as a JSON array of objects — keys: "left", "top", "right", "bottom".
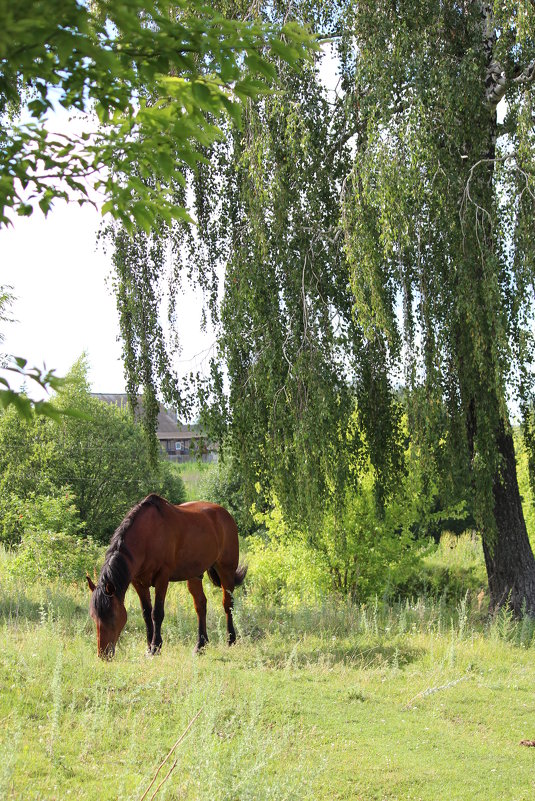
[{"left": 86, "top": 494, "right": 246, "bottom": 658}]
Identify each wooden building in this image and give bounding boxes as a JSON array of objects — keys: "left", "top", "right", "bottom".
[{"left": 92, "top": 394, "right": 217, "bottom": 462}]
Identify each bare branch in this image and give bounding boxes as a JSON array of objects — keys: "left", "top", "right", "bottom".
[{"left": 138, "top": 708, "right": 203, "bottom": 801}]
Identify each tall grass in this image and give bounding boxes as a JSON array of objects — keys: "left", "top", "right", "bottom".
[
  {"left": 2, "top": 541, "right": 535, "bottom": 800},
  {"left": 178, "top": 461, "right": 216, "bottom": 501}
]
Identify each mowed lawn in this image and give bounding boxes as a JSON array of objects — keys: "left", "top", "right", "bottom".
[{"left": 1, "top": 576, "right": 535, "bottom": 801}]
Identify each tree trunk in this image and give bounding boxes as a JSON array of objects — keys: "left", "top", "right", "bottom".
[
  {"left": 473, "top": 2, "right": 535, "bottom": 616},
  {"left": 482, "top": 423, "right": 535, "bottom": 615}
]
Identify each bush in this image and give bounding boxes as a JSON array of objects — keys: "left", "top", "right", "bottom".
[
  {"left": 244, "top": 503, "right": 331, "bottom": 609},
  {"left": 6, "top": 491, "right": 103, "bottom": 581},
  {"left": 198, "top": 454, "right": 257, "bottom": 536},
  {"left": 316, "top": 476, "right": 423, "bottom": 602},
  {"left": 0, "top": 492, "right": 26, "bottom": 546},
  {"left": 10, "top": 528, "right": 102, "bottom": 582},
  {"left": 158, "top": 461, "right": 187, "bottom": 505}
]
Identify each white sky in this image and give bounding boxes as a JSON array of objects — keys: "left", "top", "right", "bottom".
[{"left": 0, "top": 200, "right": 214, "bottom": 401}]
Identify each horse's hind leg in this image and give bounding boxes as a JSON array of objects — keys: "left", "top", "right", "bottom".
[
  {"left": 187, "top": 578, "right": 208, "bottom": 653},
  {"left": 150, "top": 577, "right": 169, "bottom": 655},
  {"left": 222, "top": 587, "right": 236, "bottom": 645},
  {"left": 214, "top": 565, "right": 237, "bottom": 645}
]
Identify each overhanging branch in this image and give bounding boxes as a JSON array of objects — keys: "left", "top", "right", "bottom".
[{"left": 486, "top": 59, "right": 535, "bottom": 106}]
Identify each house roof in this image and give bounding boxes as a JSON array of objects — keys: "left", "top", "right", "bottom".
[{"left": 91, "top": 394, "right": 204, "bottom": 440}]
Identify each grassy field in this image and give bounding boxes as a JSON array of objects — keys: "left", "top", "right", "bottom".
[
  {"left": 2, "top": 553, "right": 535, "bottom": 801},
  {"left": 177, "top": 461, "right": 215, "bottom": 502}
]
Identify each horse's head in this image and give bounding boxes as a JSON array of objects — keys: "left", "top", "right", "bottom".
[{"left": 86, "top": 575, "right": 127, "bottom": 658}]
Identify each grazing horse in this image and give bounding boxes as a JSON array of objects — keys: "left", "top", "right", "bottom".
[{"left": 86, "top": 494, "right": 246, "bottom": 658}]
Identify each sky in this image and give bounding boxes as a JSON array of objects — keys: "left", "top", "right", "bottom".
[{"left": 0, "top": 200, "right": 214, "bottom": 402}]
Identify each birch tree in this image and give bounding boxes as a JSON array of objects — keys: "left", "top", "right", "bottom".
[{"left": 342, "top": 0, "right": 535, "bottom": 613}]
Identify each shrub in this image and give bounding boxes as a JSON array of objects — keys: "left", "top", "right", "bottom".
[
  {"left": 198, "top": 454, "right": 257, "bottom": 536},
  {"left": 0, "top": 492, "right": 27, "bottom": 546},
  {"left": 244, "top": 503, "right": 331, "bottom": 609},
  {"left": 317, "top": 478, "right": 423, "bottom": 602},
  {"left": 7, "top": 491, "right": 102, "bottom": 582},
  {"left": 157, "top": 460, "right": 187, "bottom": 505},
  {"left": 10, "top": 528, "right": 102, "bottom": 582}
]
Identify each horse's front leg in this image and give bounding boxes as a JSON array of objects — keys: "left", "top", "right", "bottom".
[
  {"left": 133, "top": 581, "right": 154, "bottom": 653},
  {"left": 150, "top": 577, "right": 169, "bottom": 655}
]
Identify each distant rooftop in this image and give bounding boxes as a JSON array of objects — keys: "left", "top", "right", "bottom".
[
  {"left": 92, "top": 393, "right": 216, "bottom": 462},
  {"left": 91, "top": 393, "right": 200, "bottom": 438}
]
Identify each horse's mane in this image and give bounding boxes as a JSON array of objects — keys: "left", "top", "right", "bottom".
[{"left": 92, "top": 494, "right": 165, "bottom": 620}]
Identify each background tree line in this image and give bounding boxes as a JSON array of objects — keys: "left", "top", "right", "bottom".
[{"left": 0, "top": 355, "right": 185, "bottom": 551}]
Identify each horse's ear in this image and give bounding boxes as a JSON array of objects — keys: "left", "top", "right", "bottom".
[
  {"left": 104, "top": 581, "right": 116, "bottom": 597},
  {"left": 86, "top": 574, "right": 96, "bottom": 592}
]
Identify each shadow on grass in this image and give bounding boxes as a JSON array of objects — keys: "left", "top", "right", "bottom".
[
  {"left": 0, "top": 586, "right": 88, "bottom": 628},
  {"left": 246, "top": 639, "right": 423, "bottom": 669}
]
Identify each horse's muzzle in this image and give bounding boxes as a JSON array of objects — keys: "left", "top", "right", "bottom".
[{"left": 98, "top": 643, "right": 116, "bottom": 660}]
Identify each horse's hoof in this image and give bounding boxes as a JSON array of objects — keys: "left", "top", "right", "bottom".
[{"left": 193, "top": 640, "right": 207, "bottom": 655}]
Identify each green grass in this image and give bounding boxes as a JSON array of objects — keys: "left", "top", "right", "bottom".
[
  {"left": 178, "top": 461, "right": 216, "bottom": 501},
  {"left": 2, "top": 556, "right": 535, "bottom": 801}
]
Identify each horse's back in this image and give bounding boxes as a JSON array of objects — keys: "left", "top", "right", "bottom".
[
  {"left": 173, "top": 501, "right": 239, "bottom": 573},
  {"left": 177, "top": 500, "right": 236, "bottom": 526}
]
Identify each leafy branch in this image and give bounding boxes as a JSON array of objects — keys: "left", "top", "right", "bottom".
[
  {"left": 0, "top": 356, "right": 87, "bottom": 420},
  {"left": 1, "top": 0, "right": 316, "bottom": 231}
]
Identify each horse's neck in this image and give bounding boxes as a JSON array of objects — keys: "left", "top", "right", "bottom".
[{"left": 120, "top": 527, "right": 147, "bottom": 582}]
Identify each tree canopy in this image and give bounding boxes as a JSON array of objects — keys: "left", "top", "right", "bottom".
[
  {"left": 0, "top": 0, "right": 313, "bottom": 229},
  {"left": 341, "top": 0, "right": 535, "bottom": 613},
  {"left": 107, "top": 0, "right": 535, "bottom": 614},
  {"left": 0, "top": 0, "right": 315, "bottom": 416}
]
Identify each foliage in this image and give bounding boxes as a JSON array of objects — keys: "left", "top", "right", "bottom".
[
  {"left": 6, "top": 491, "right": 102, "bottom": 581},
  {"left": 0, "top": 0, "right": 315, "bottom": 230},
  {"left": 110, "top": 2, "right": 405, "bottom": 526},
  {"left": 340, "top": 0, "right": 535, "bottom": 612},
  {"left": 0, "top": 355, "right": 69, "bottom": 418},
  {"left": 49, "top": 355, "right": 186, "bottom": 540},
  {"left": 0, "top": 354, "right": 186, "bottom": 544},
  {"left": 245, "top": 500, "right": 331, "bottom": 608},
  {"left": 157, "top": 460, "right": 189, "bottom": 506},
  {"left": 514, "top": 429, "right": 535, "bottom": 546},
  {"left": 0, "top": 284, "right": 14, "bottom": 358},
  {"left": 247, "top": 474, "right": 425, "bottom": 606},
  {"left": 198, "top": 450, "right": 257, "bottom": 535},
  {"left": 318, "top": 480, "right": 421, "bottom": 601},
  {"left": 1, "top": 285, "right": 73, "bottom": 418},
  {"left": 1, "top": 1, "right": 314, "bottom": 423},
  {"left": 0, "top": 489, "right": 78, "bottom": 548}
]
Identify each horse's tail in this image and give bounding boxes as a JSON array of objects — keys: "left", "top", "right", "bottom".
[
  {"left": 234, "top": 563, "right": 248, "bottom": 587},
  {"left": 207, "top": 566, "right": 222, "bottom": 587},
  {"left": 207, "top": 563, "right": 248, "bottom": 589}
]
